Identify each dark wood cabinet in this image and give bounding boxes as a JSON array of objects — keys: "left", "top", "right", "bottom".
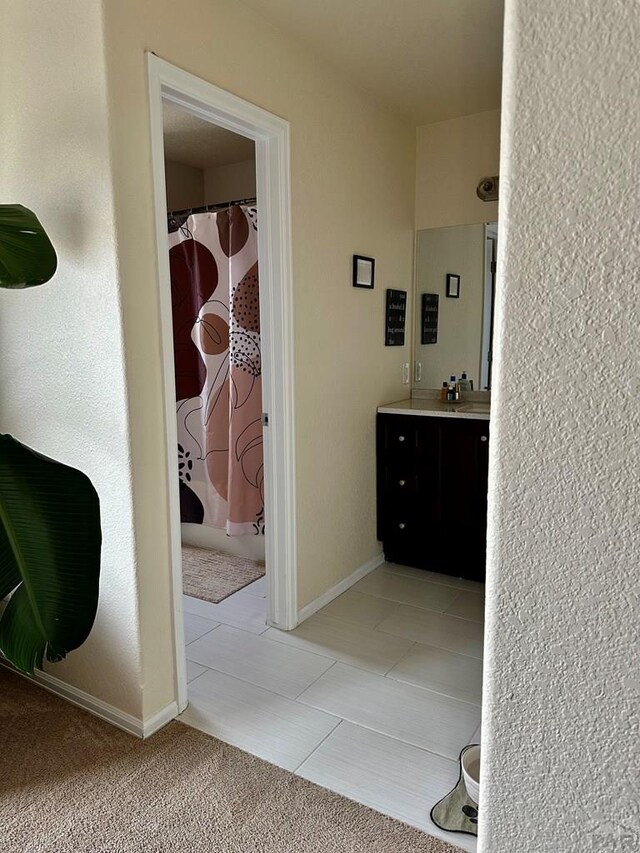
[{"left": 377, "top": 413, "right": 489, "bottom": 582}]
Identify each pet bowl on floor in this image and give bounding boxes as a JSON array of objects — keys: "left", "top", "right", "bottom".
[{"left": 461, "top": 744, "right": 480, "bottom": 805}]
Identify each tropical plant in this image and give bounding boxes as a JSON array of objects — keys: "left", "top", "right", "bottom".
[{"left": 0, "top": 204, "right": 102, "bottom": 674}]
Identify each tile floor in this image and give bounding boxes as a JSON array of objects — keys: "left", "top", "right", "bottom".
[{"left": 178, "top": 562, "right": 484, "bottom": 852}]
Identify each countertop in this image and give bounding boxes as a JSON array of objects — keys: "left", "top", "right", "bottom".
[{"left": 377, "top": 398, "right": 490, "bottom": 421}]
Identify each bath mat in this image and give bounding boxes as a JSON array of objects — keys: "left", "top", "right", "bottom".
[
  {"left": 182, "top": 545, "right": 265, "bottom": 604},
  {"left": 430, "top": 744, "right": 479, "bottom": 838}
]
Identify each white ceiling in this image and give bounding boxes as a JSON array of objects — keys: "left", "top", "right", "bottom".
[
  {"left": 240, "top": 0, "right": 504, "bottom": 124},
  {"left": 163, "top": 101, "right": 255, "bottom": 170}
]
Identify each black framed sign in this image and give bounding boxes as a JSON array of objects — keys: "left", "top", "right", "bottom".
[
  {"left": 353, "top": 254, "right": 375, "bottom": 289},
  {"left": 385, "top": 289, "right": 407, "bottom": 346},
  {"left": 421, "top": 293, "right": 439, "bottom": 344}
]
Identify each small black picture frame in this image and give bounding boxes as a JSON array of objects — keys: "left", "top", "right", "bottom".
[
  {"left": 446, "top": 273, "right": 460, "bottom": 298},
  {"left": 353, "top": 255, "right": 375, "bottom": 289}
]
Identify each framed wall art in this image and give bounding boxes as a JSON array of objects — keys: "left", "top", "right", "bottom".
[
  {"left": 446, "top": 273, "right": 460, "bottom": 298},
  {"left": 353, "top": 255, "right": 375, "bottom": 289}
]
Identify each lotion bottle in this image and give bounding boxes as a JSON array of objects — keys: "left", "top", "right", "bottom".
[{"left": 458, "top": 372, "right": 473, "bottom": 393}]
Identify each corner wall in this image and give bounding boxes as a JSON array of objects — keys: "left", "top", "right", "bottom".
[
  {"left": 0, "top": 1, "right": 143, "bottom": 716},
  {"left": 204, "top": 160, "right": 257, "bottom": 205},
  {"left": 415, "top": 110, "right": 500, "bottom": 231},
  {"left": 164, "top": 160, "right": 205, "bottom": 210},
  {"left": 101, "top": 0, "right": 415, "bottom": 717},
  {"left": 481, "top": 0, "right": 640, "bottom": 849}
]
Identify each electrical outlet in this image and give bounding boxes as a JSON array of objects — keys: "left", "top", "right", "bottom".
[{"left": 402, "top": 362, "right": 410, "bottom": 384}]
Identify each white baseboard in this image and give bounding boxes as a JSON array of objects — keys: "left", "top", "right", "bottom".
[
  {"left": 297, "top": 552, "right": 384, "bottom": 624},
  {"left": 1, "top": 662, "right": 177, "bottom": 739},
  {"left": 142, "top": 700, "right": 179, "bottom": 738}
]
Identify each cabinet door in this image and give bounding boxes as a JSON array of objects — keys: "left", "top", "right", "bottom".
[{"left": 438, "top": 419, "right": 489, "bottom": 579}]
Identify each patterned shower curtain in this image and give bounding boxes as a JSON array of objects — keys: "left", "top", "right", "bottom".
[{"left": 168, "top": 205, "right": 264, "bottom": 536}]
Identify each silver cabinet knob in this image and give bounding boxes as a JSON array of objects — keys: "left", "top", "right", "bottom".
[
  {"left": 398, "top": 479, "right": 406, "bottom": 486},
  {"left": 398, "top": 435, "right": 406, "bottom": 442},
  {"left": 398, "top": 523, "right": 406, "bottom": 530},
  {"left": 480, "top": 435, "right": 488, "bottom": 442}
]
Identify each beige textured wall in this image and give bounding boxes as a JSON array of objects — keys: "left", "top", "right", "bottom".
[
  {"left": 0, "top": 1, "right": 144, "bottom": 716},
  {"left": 204, "top": 160, "right": 257, "bottom": 205},
  {"left": 482, "top": 0, "right": 640, "bottom": 848},
  {"left": 414, "top": 224, "right": 485, "bottom": 390},
  {"left": 415, "top": 110, "right": 500, "bottom": 230},
  {"left": 101, "top": 0, "right": 415, "bottom": 715},
  {"left": 164, "top": 159, "right": 205, "bottom": 210}
]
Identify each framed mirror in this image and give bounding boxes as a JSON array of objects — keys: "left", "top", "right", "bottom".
[{"left": 413, "top": 222, "right": 498, "bottom": 391}]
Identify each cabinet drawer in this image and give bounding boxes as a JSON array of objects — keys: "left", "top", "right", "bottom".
[
  {"left": 379, "top": 416, "right": 420, "bottom": 458},
  {"left": 381, "top": 505, "right": 438, "bottom": 543},
  {"left": 381, "top": 465, "right": 419, "bottom": 500}
]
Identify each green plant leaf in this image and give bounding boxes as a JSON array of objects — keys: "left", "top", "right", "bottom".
[
  {"left": 0, "top": 205, "right": 57, "bottom": 288},
  {"left": 0, "top": 434, "right": 101, "bottom": 673}
]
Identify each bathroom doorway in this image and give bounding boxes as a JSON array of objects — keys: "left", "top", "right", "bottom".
[
  {"left": 163, "top": 104, "right": 265, "bottom": 599},
  {"left": 146, "top": 55, "right": 297, "bottom": 714}
]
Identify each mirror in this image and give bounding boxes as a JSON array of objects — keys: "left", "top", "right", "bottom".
[{"left": 413, "top": 222, "right": 498, "bottom": 391}]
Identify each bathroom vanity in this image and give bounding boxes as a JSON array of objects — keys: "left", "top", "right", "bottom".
[
  {"left": 376, "top": 221, "right": 496, "bottom": 582},
  {"left": 376, "top": 400, "right": 490, "bottom": 582}
]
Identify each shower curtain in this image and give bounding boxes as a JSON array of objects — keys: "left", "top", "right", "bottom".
[{"left": 168, "top": 205, "right": 264, "bottom": 536}]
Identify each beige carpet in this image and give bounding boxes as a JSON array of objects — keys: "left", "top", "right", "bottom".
[
  {"left": 0, "top": 669, "right": 460, "bottom": 853},
  {"left": 182, "top": 544, "right": 265, "bottom": 603}
]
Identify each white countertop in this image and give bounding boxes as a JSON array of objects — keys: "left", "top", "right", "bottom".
[{"left": 377, "top": 398, "right": 490, "bottom": 421}]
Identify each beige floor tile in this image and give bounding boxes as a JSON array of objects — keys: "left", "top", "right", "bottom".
[
  {"left": 264, "top": 614, "right": 412, "bottom": 675},
  {"left": 183, "top": 592, "right": 268, "bottom": 634},
  {"left": 387, "top": 643, "right": 483, "bottom": 704},
  {"left": 352, "top": 570, "right": 461, "bottom": 612},
  {"left": 180, "top": 669, "right": 340, "bottom": 771},
  {"left": 377, "top": 605, "right": 484, "bottom": 659},
  {"left": 297, "top": 722, "right": 475, "bottom": 852},
  {"left": 309, "top": 590, "right": 399, "bottom": 628},
  {"left": 183, "top": 611, "right": 220, "bottom": 644},
  {"left": 185, "top": 660, "right": 208, "bottom": 683},
  {"left": 186, "top": 624, "right": 335, "bottom": 698},
  {"left": 445, "top": 591, "right": 485, "bottom": 622},
  {"left": 383, "top": 562, "right": 485, "bottom": 593},
  {"left": 298, "top": 663, "right": 480, "bottom": 759},
  {"left": 237, "top": 576, "right": 268, "bottom": 598}
]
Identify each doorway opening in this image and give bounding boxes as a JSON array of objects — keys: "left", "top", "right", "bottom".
[
  {"left": 147, "top": 55, "right": 297, "bottom": 714},
  {"left": 164, "top": 103, "right": 265, "bottom": 605}
]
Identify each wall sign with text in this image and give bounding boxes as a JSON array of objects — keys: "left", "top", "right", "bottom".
[
  {"left": 421, "top": 293, "right": 439, "bottom": 344},
  {"left": 385, "top": 289, "right": 407, "bottom": 346}
]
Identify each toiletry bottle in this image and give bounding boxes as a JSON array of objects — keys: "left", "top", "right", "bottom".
[
  {"left": 440, "top": 381, "right": 448, "bottom": 402},
  {"left": 459, "top": 372, "right": 473, "bottom": 393},
  {"left": 447, "top": 376, "right": 457, "bottom": 401}
]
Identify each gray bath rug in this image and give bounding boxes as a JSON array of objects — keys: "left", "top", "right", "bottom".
[
  {"left": 430, "top": 745, "right": 479, "bottom": 838},
  {"left": 182, "top": 544, "right": 265, "bottom": 604}
]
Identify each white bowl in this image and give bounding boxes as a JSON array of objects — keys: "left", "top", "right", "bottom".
[{"left": 461, "top": 745, "right": 480, "bottom": 805}]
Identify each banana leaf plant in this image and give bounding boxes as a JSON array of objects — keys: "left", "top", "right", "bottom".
[{"left": 0, "top": 205, "right": 102, "bottom": 674}]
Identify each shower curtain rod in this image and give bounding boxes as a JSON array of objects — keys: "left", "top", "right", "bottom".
[{"left": 167, "top": 197, "right": 257, "bottom": 218}]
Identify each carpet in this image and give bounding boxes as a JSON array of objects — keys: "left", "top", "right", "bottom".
[
  {"left": 0, "top": 669, "right": 461, "bottom": 853},
  {"left": 182, "top": 544, "right": 265, "bottom": 603}
]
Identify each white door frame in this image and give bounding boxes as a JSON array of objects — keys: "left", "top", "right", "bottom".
[{"left": 146, "top": 54, "right": 298, "bottom": 713}]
